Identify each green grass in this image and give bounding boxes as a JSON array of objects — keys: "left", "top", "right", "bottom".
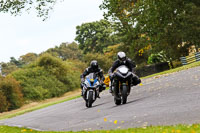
[
  {"left": 141, "top": 61, "right": 200, "bottom": 79},
  {"left": 0, "top": 123, "right": 200, "bottom": 133},
  {"left": 0, "top": 95, "right": 80, "bottom": 120}
]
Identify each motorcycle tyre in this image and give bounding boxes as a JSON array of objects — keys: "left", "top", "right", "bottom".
[
  {"left": 114, "top": 97, "right": 121, "bottom": 105},
  {"left": 122, "top": 85, "right": 128, "bottom": 104},
  {"left": 86, "top": 91, "right": 93, "bottom": 108}
]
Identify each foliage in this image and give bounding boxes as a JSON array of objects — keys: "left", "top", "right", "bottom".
[
  {"left": 100, "top": 0, "right": 200, "bottom": 64},
  {"left": 0, "top": 90, "right": 8, "bottom": 113},
  {"left": 0, "top": 54, "right": 38, "bottom": 76},
  {"left": 37, "top": 54, "right": 81, "bottom": 90},
  {"left": 11, "top": 67, "right": 66, "bottom": 100},
  {"left": 0, "top": 62, "right": 18, "bottom": 76},
  {"left": 75, "top": 19, "right": 120, "bottom": 54},
  {"left": 172, "top": 60, "right": 182, "bottom": 68},
  {"left": 11, "top": 54, "right": 81, "bottom": 101},
  {"left": 147, "top": 51, "right": 168, "bottom": 64},
  {"left": 135, "top": 0, "right": 200, "bottom": 59},
  {"left": 65, "top": 59, "right": 87, "bottom": 73},
  {"left": 0, "top": 0, "right": 57, "bottom": 20},
  {"left": 83, "top": 53, "right": 113, "bottom": 73},
  {"left": 44, "top": 42, "right": 83, "bottom": 60},
  {"left": 104, "top": 43, "right": 124, "bottom": 60},
  {"left": 100, "top": 0, "right": 140, "bottom": 57},
  {"left": 10, "top": 57, "right": 24, "bottom": 68},
  {"left": 0, "top": 76, "right": 24, "bottom": 111},
  {"left": 19, "top": 53, "right": 38, "bottom": 65},
  {"left": 37, "top": 54, "right": 69, "bottom": 80}
]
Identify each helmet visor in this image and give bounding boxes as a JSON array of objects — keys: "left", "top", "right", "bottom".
[
  {"left": 92, "top": 64, "right": 98, "bottom": 69},
  {"left": 120, "top": 57, "right": 126, "bottom": 61}
]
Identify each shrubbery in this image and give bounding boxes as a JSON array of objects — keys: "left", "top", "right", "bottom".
[
  {"left": 0, "top": 76, "right": 24, "bottom": 112},
  {"left": 37, "top": 54, "right": 81, "bottom": 92},
  {"left": 11, "top": 54, "right": 81, "bottom": 101},
  {"left": 12, "top": 67, "right": 67, "bottom": 100},
  {"left": 0, "top": 91, "right": 8, "bottom": 112},
  {"left": 147, "top": 51, "right": 168, "bottom": 64}
]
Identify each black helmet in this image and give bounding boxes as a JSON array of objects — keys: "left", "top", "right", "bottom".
[
  {"left": 117, "top": 51, "right": 126, "bottom": 63},
  {"left": 90, "top": 60, "right": 98, "bottom": 70}
]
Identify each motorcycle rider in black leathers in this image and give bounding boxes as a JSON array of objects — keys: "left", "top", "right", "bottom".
[
  {"left": 80, "top": 60, "right": 106, "bottom": 98},
  {"left": 108, "top": 51, "right": 141, "bottom": 93}
]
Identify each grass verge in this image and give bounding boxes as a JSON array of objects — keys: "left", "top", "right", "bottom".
[{"left": 0, "top": 123, "right": 200, "bottom": 133}]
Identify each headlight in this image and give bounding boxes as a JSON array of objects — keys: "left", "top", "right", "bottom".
[{"left": 119, "top": 67, "right": 128, "bottom": 74}]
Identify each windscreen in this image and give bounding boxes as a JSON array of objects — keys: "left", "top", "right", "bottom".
[
  {"left": 86, "top": 73, "right": 97, "bottom": 79},
  {"left": 117, "top": 65, "right": 129, "bottom": 74}
]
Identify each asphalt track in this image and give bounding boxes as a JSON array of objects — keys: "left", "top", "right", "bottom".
[{"left": 0, "top": 66, "right": 200, "bottom": 131}]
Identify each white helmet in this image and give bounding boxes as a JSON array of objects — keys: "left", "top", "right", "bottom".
[{"left": 117, "top": 51, "right": 126, "bottom": 63}]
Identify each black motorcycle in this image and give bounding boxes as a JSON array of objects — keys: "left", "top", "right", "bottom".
[
  {"left": 111, "top": 65, "right": 133, "bottom": 105},
  {"left": 82, "top": 73, "right": 100, "bottom": 108}
]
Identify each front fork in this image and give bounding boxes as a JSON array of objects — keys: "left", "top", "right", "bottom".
[
  {"left": 86, "top": 90, "right": 95, "bottom": 100},
  {"left": 84, "top": 87, "right": 99, "bottom": 101},
  {"left": 113, "top": 80, "right": 131, "bottom": 98}
]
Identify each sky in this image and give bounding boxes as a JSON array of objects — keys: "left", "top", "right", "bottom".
[{"left": 0, "top": 0, "right": 104, "bottom": 63}]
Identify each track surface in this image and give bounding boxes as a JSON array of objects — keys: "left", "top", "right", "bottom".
[{"left": 1, "top": 66, "right": 200, "bottom": 131}]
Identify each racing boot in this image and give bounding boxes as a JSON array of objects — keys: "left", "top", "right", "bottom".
[{"left": 97, "top": 91, "right": 100, "bottom": 98}]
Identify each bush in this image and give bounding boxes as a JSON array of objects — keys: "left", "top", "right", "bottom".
[
  {"left": 37, "top": 54, "right": 69, "bottom": 79},
  {"left": 12, "top": 67, "right": 67, "bottom": 100},
  {"left": 12, "top": 54, "right": 81, "bottom": 101},
  {"left": 64, "top": 59, "right": 87, "bottom": 90},
  {"left": 0, "top": 91, "right": 8, "bottom": 112},
  {"left": 148, "top": 51, "right": 168, "bottom": 64},
  {"left": 37, "top": 54, "right": 80, "bottom": 91},
  {"left": 65, "top": 59, "right": 87, "bottom": 72},
  {"left": 0, "top": 76, "right": 24, "bottom": 111},
  {"left": 172, "top": 60, "right": 182, "bottom": 68}
]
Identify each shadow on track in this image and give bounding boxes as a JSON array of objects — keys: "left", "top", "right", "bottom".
[
  {"left": 81, "top": 101, "right": 108, "bottom": 110},
  {"left": 108, "top": 95, "right": 151, "bottom": 108},
  {"left": 92, "top": 102, "right": 109, "bottom": 108}
]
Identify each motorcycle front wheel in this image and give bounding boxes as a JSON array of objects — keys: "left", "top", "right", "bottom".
[
  {"left": 86, "top": 91, "right": 93, "bottom": 108},
  {"left": 122, "top": 85, "right": 128, "bottom": 104},
  {"left": 114, "top": 97, "right": 121, "bottom": 105}
]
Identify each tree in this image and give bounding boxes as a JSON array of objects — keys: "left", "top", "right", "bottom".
[
  {"left": 10, "top": 57, "right": 24, "bottom": 67},
  {"left": 0, "top": 62, "right": 18, "bottom": 76},
  {"left": 104, "top": 43, "right": 124, "bottom": 60},
  {"left": 0, "top": 76, "right": 23, "bottom": 111},
  {"left": 75, "top": 19, "right": 120, "bottom": 54},
  {"left": 19, "top": 53, "right": 38, "bottom": 65},
  {"left": 136, "top": 0, "right": 200, "bottom": 65},
  {"left": 44, "top": 42, "right": 83, "bottom": 60},
  {"left": 100, "top": 0, "right": 200, "bottom": 64},
  {"left": 0, "top": 0, "right": 57, "bottom": 20}
]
